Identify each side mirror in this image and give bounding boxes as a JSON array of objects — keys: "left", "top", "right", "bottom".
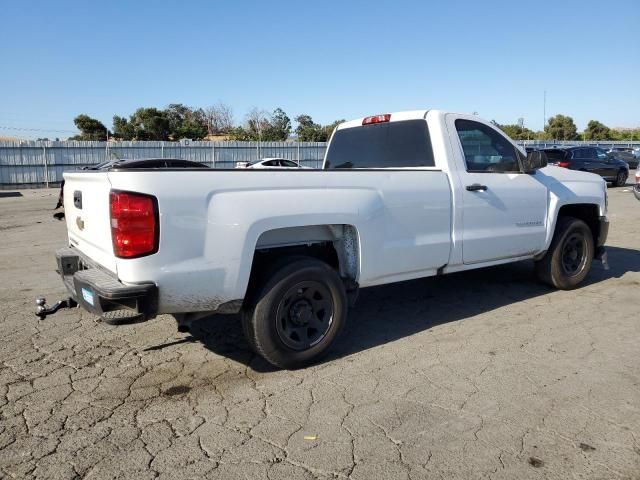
[{"left": 523, "top": 150, "right": 548, "bottom": 173}]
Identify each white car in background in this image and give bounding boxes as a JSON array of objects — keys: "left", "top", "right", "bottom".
[{"left": 236, "top": 158, "right": 309, "bottom": 169}]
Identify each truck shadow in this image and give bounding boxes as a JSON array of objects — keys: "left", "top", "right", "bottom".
[{"left": 187, "top": 246, "right": 639, "bottom": 372}]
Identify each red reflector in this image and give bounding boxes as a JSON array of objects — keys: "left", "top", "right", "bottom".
[
  {"left": 557, "top": 161, "right": 570, "bottom": 168},
  {"left": 362, "top": 114, "right": 391, "bottom": 125},
  {"left": 110, "top": 190, "right": 158, "bottom": 258}
]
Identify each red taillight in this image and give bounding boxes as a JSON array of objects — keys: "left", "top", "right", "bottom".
[
  {"left": 110, "top": 190, "right": 158, "bottom": 258},
  {"left": 362, "top": 114, "right": 391, "bottom": 125},
  {"left": 557, "top": 161, "right": 570, "bottom": 168}
]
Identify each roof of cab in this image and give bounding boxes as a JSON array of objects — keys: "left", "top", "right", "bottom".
[{"left": 336, "top": 110, "right": 431, "bottom": 130}]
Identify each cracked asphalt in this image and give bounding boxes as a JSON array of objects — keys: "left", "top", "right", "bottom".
[{"left": 1, "top": 183, "right": 639, "bottom": 479}]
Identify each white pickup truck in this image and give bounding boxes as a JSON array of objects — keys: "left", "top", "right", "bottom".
[{"left": 45, "top": 110, "right": 609, "bottom": 368}]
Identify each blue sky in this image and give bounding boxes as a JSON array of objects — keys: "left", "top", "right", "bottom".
[{"left": 1, "top": 0, "right": 638, "bottom": 139}]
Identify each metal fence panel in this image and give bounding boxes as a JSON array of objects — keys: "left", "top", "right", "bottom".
[
  {"left": 1, "top": 139, "right": 638, "bottom": 188},
  {"left": 0, "top": 141, "right": 332, "bottom": 187}
]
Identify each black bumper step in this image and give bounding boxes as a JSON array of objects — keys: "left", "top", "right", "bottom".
[{"left": 55, "top": 247, "right": 158, "bottom": 323}]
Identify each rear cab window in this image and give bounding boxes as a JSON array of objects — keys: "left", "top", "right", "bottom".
[
  {"left": 325, "top": 120, "right": 435, "bottom": 169},
  {"left": 543, "top": 149, "right": 569, "bottom": 163}
]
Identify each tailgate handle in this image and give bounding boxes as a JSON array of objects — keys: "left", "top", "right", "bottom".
[{"left": 73, "top": 191, "right": 82, "bottom": 209}]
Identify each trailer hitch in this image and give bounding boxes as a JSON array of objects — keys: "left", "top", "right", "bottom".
[{"left": 35, "top": 296, "right": 78, "bottom": 320}]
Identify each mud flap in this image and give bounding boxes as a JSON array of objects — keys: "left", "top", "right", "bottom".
[{"left": 595, "top": 247, "right": 609, "bottom": 271}]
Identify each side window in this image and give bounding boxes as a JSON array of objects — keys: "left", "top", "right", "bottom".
[
  {"left": 585, "top": 148, "right": 597, "bottom": 160},
  {"left": 595, "top": 148, "right": 608, "bottom": 160},
  {"left": 282, "top": 160, "right": 298, "bottom": 167},
  {"left": 572, "top": 148, "right": 584, "bottom": 159},
  {"left": 263, "top": 160, "right": 276, "bottom": 167},
  {"left": 454, "top": 120, "right": 520, "bottom": 172}
]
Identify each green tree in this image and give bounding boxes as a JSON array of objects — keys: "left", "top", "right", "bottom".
[
  {"left": 175, "top": 117, "right": 208, "bottom": 140},
  {"left": 130, "top": 108, "right": 171, "bottom": 140},
  {"left": 295, "top": 114, "right": 320, "bottom": 141},
  {"left": 165, "top": 104, "right": 208, "bottom": 140},
  {"left": 262, "top": 108, "right": 291, "bottom": 141},
  {"left": 322, "top": 119, "right": 345, "bottom": 140},
  {"left": 534, "top": 130, "right": 550, "bottom": 140},
  {"left": 584, "top": 120, "right": 611, "bottom": 140},
  {"left": 71, "top": 114, "right": 108, "bottom": 141},
  {"left": 295, "top": 114, "right": 326, "bottom": 141},
  {"left": 544, "top": 114, "right": 578, "bottom": 140},
  {"left": 492, "top": 121, "right": 535, "bottom": 140},
  {"left": 228, "top": 126, "right": 252, "bottom": 141},
  {"left": 610, "top": 128, "right": 640, "bottom": 141},
  {"left": 295, "top": 115, "right": 345, "bottom": 142},
  {"left": 112, "top": 115, "right": 135, "bottom": 140}
]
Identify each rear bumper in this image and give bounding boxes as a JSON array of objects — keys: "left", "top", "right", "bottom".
[{"left": 56, "top": 247, "right": 157, "bottom": 324}]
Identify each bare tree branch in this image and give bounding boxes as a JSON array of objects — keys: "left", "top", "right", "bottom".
[{"left": 204, "top": 102, "right": 234, "bottom": 135}]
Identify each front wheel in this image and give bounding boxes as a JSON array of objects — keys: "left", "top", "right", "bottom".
[
  {"left": 613, "top": 169, "right": 628, "bottom": 187},
  {"left": 241, "top": 257, "right": 347, "bottom": 369},
  {"left": 535, "top": 217, "right": 594, "bottom": 290}
]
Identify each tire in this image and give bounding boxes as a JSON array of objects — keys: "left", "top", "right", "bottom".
[
  {"left": 535, "top": 217, "right": 594, "bottom": 290},
  {"left": 241, "top": 257, "right": 347, "bottom": 369},
  {"left": 613, "top": 169, "right": 627, "bottom": 187}
]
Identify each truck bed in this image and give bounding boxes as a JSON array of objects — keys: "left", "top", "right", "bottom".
[{"left": 63, "top": 168, "right": 452, "bottom": 313}]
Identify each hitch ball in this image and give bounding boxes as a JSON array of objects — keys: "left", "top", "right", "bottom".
[{"left": 36, "top": 297, "right": 46, "bottom": 307}]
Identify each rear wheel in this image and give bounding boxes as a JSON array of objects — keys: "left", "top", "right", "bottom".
[
  {"left": 241, "top": 257, "right": 347, "bottom": 369},
  {"left": 535, "top": 217, "right": 594, "bottom": 290},
  {"left": 613, "top": 169, "right": 627, "bottom": 187}
]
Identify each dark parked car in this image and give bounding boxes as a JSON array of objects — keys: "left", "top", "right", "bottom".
[
  {"left": 54, "top": 158, "right": 208, "bottom": 218},
  {"left": 82, "top": 158, "right": 209, "bottom": 170},
  {"left": 543, "top": 146, "right": 629, "bottom": 187},
  {"left": 606, "top": 147, "right": 638, "bottom": 169}
]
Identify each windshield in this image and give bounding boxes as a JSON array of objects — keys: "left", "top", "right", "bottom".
[{"left": 325, "top": 120, "right": 435, "bottom": 169}]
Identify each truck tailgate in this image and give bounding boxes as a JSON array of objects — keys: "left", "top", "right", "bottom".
[{"left": 63, "top": 172, "right": 117, "bottom": 273}]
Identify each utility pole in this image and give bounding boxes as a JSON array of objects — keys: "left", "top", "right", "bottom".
[{"left": 543, "top": 90, "right": 547, "bottom": 131}]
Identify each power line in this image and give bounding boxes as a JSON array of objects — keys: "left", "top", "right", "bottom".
[{"left": 0, "top": 125, "right": 78, "bottom": 133}]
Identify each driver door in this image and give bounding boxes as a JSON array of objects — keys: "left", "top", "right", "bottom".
[{"left": 446, "top": 116, "right": 548, "bottom": 264}]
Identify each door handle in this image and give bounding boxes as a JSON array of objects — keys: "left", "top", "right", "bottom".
[{"left": 466, "top": 183, "right": 488, "bottom": 192}]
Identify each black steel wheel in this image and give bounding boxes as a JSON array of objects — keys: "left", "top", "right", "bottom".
[
  {"left": 535, "top": 217, "right": 594, "bottom": 290},
  {"left": 560, "top": 232, "right": 587, "bottom": 276},
  {"left": 241, "top": 257, "right": 347, "bottom": 369},
  {"left": 275, "top": 281, "right": 334, "bottom": 351}
]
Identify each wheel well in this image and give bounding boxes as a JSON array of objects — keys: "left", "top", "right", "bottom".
[
  {"left": 557, "top": 204, "right": 599, "bottom": 242},
  {"left": 246, "top": 225, "right": 359, "bottom": 302}
]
